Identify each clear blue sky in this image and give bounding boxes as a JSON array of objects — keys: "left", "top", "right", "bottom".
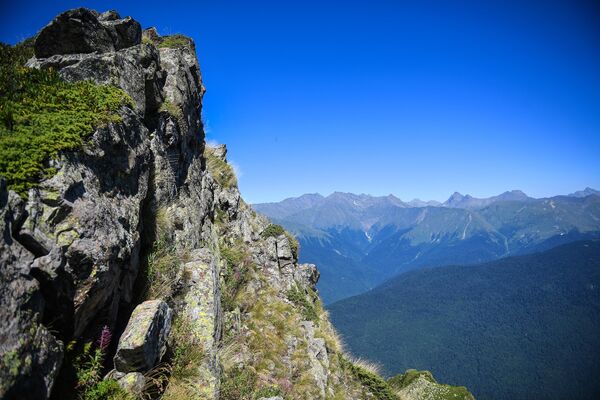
[{"left": 2, "top": 0, "right": 599, "bottom": 203}]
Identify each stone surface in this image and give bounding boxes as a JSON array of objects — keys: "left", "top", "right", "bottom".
[
  {"left": 114, "top": 300, "right": 172, "bottom": 372},
  {"left": 116, "top": 372, "right": 146, "bottom": 394},
  {"left": 34, "top": 8, "right": 141, "bottom": 58},
  {"left": 0, "top": 180, "right": 64, "bottom": 400}
]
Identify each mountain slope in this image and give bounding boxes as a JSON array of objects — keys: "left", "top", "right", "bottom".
[
  {"left": 256, "top": 192, "right": 600, "bottom": 303},
  {"left": 328, "top": 240, "right": 600, "bottom": 400}
]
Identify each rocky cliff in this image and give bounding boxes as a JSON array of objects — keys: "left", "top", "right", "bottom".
[{"left": 0, "top": 8, "right": 474, "bottom": 400}]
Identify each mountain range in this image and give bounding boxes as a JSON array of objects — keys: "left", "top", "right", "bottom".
[{"left": 254, "top": 189, "right": 600, "bottom": 303}]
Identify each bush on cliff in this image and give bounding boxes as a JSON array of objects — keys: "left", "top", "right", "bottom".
[{"left": 0, "top": 41, "right": 131, "bottom": 196}]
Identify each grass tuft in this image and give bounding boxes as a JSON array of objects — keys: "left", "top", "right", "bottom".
[
  {"left": 286, "top": 284, "right": 319, "bottom": 322},
  {"left": 157, "top": 35, "right": 192, "bottom": 49},
  {"left": 161, "top": 314, "right": 206, "bottom": 399},
  {"left": 220, "top": 243, "right": 253, "bottom": 312},
  {"left": 339, "top": 355, "right": 399, "bottom": 400}
]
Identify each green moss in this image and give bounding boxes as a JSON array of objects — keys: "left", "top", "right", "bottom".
[
  {"left": 285, "top": 232, "right": 299, "bottom": 259},
  {"left": 169, "top": 315, "right": 205, "bottom": 380},
  {"left": 157, "top": 35, "right": 192, "bottom": 49},
  {"left": 0, "top": 41, "right": 132, "bottom": 196},
  {"left": 388, "top": 369, "right": 474, "bottom": 400},
  {"left": 144, "top": 242, "right": 179, "bottom": 300},
  {"left": 140, "top": 208, "right": 188, "bottom": 301},
  {"left": 253, "top": 385, "right": 283, "bottom": 399},
  {"left": 160, "top": 314, "right": 207, "bottom": 399}
]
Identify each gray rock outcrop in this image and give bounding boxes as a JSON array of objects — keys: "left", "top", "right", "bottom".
[{"left": 1, "top": 8, "right": 205, "bottom": 398}]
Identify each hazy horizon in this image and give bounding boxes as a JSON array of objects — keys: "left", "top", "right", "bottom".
[{"left": 251, "top": 186, "right": 599, "bottom": 205}]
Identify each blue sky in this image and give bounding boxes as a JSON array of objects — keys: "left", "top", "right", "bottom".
[{"left": 2, "top": 0, "right": 599, "bottom": 203}]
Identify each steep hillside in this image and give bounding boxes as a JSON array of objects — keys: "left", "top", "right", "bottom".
[
  {"left": 328, "top": 240, "right": 600, "bottom": 400},
  {"left": 0, "top": 8, "right": 473, "bottom": 400},
  {"left": 256, "top": 192, "right": 600, "bottom": 303}
]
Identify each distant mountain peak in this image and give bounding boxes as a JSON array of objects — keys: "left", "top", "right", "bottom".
[
  {"left": 443, "top": 190, "right": 532, "bottom": 209},
  {"left": 569, "top": 187, "right": 600, "bottom": 198}
]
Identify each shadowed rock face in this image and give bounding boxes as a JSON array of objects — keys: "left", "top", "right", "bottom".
[{"left": 34, "top": 8, "right": 141, "bottom": 58}]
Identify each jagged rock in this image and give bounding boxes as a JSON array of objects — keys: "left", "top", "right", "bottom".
[
  {"left": 99, "top": 15, "right": 142, "bottom": 51},
  {"left": 114, "top": 300, "right": 172, "bottom": 372},
  {"left": 34, "top": 8, "right": 113, "bottom": 57},
  {"left": 211, "top": 144, "right": 227, "bottom": 160},
  {"left": 276, "top": 235, "right": 293, "bottom": 260},
  {"left": 173, "top": 248, "right": 221, "bottom": 397},
  {"left": 0, "top": 180, "right": 64, "bottom": 400},
  {"left": 295, "top": 263, "right": 320, "bottom": 290},
  {"left": 34, "top": 8, "right": 141, "bottom": 58},
  {"left": 300, "top": 321, "right": 329, "bottom": 398}
]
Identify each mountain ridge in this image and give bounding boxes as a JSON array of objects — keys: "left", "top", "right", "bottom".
[{"left": 255, "top": 189, "right": 600, "bottom": 303}]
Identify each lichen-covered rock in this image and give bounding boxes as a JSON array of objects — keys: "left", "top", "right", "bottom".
[
  {"left": 117, "top": 372, "right": 146, "bottom": 394},
  {"left": 114, "top": 300, "right": 172, "bottom": 372},
  {"left": 104, "top": 369, "right": 146, "bottom": 395}
]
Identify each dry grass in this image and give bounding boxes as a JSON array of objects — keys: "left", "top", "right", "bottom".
[
  {"left": 160, "top": 315, "right": 206, "bottom": 400},
  {"left": 205, "top": 146, "right": 237, "bottom": 188},
  {"left": 347, "top": 356, "right": 383, "bottom": 376}
]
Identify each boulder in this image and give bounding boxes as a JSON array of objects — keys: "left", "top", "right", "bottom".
[
  {"left": 35, "top": 8, "right": 114, "bottom": 57},
  {"left": 34, "top": 8, "right": 141, "bottom": 58},
  {"left": 100, "top": 16, "right": 142, "bottom": 51},
  {"left": 114, "top": 300, "right": 172, "bottom": 372}
]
